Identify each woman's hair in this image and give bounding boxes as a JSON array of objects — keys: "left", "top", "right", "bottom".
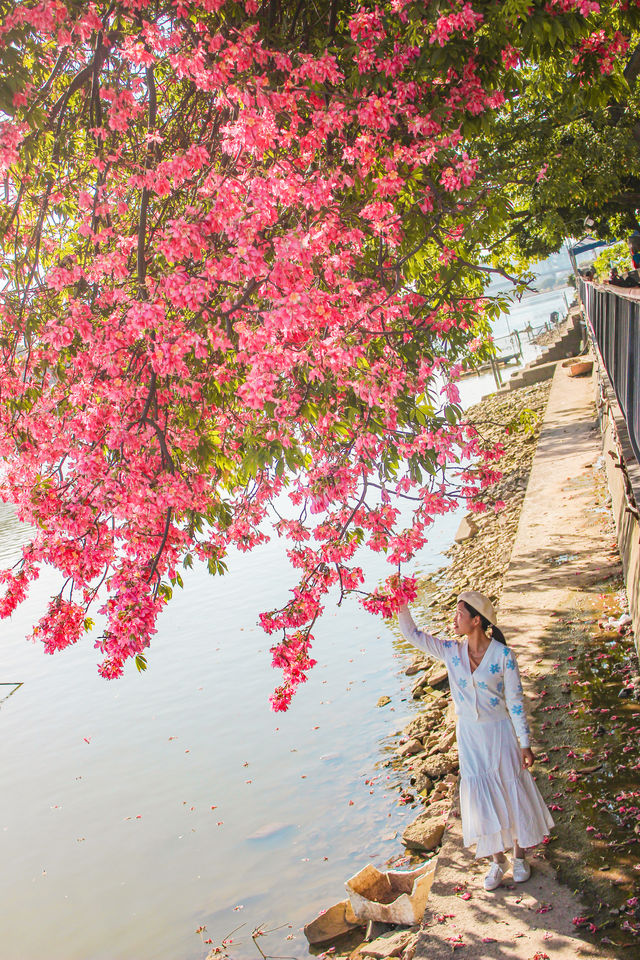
[{"left": 460, "top": 600, "right": 507, "bottom": 645}]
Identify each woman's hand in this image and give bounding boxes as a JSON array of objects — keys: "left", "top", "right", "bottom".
[{"left": 521, "top": 747, "right": 535, "bottom": 770}]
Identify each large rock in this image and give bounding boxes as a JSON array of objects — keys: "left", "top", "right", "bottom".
[
  {"left": 418, "top": 751, "right": 458, "bottom": 779},
  {"left": 454, "top": 516, "right": 479, "bottom": 543},
  {"left": 360, "top": 931, "right": 415, "bottom": 959},
  {"left": 430, "top": 782, "right": 453, "bottom": 803},
  {"left": 402, "top": 812, "right": 446, "bottom": 852},
  {"left": 443, "top": 749, "right": 459, "bottom": 770},
  {"left": 410, "top": 770, "right": 432, "bottom": 794},
  {"left": 425, "top": 663, "right": 449, "bottom": 688},
  {"left": 433, "top": 727, "right": 456, "bottom": 754},
  {"left": 421, "top": 799, "right": 450, "bottom": 818},
  {"left": 403, "top": 701, "right": 447, "bottom": 739},
  {"left": 304, "top": 899, "right": 362, "bottom": 944},
  {"left": 411, "top": 675, "right": 429, "bottom": 699},
  {"left": 411, "top": 664, "right": 448, "bottom": 698},
  {"left": 397, "top": 738, "right": 423, "bottom": 758},
  {"left": 405, "top": 657, "right": 427, "bottom": 677}
]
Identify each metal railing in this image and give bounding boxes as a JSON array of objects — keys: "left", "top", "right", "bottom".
[{"left": 579, "top": 279, "right": 640, "bottom": 466}]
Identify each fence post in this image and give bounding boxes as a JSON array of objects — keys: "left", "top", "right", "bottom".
[{"left": 490, "top": 356, "right": 503, "bottom": 390}]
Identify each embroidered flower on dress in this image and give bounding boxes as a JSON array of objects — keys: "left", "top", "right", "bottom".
[
  {"left": 458, "top": 677, "right": 467, "bottom": 689},
  {"left": 510, "top": 703, "right": 523, "bottom": 715},
  {"left": 503, "top": 647, "right": 511, "bottom": 656},
  {"left": 452, "top": 655, "right": 461, "bottom": 666},
  {"left": 490, "top": 696, "right": 499, "bottom": 706},
  {"left": 506, "top": 657, "right": 516, "bottom": 670},
  {"left": 477, "top": 680, "right": 488, "bottom": 689},
  {"left": 443, "top": 640, "right": 453, "bottom": 648},
  {"left": 489, "top": 662, "right": 500, "bottom": 674},
  {"left": 517, "top": 682, "right": 523, "bottom": 693},
  {"left": 497, "top": 680, "right": 504, "bottom": 692}
]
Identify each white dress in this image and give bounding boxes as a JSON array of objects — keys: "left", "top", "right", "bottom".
[{"left": 398, "top": 606, "right": 554, "bottom": 858}]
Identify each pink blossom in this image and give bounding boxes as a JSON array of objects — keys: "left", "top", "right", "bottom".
[{"left": 0, "top": 0, "right": 563, "bottom": 709}]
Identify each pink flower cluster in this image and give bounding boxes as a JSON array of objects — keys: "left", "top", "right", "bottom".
[
  {"left": 545, "top": 0, "right": 600, "bottom": 13},
  {"left": 0, "top": 0, "right": 598, "bottom": 709},
  {"left": 430, "top": 3, "right": 484, "bottom": 47},
  {"left": 0, "top": 556, "right": 39, "bottom": 618},
  {"left": 361, "top": 576, "right": 418, "bottom": 620},
  {"left": 31, "top": 599, "right": 85, "bottom": 655},
  {"left": 269, "top": 632, "right": 318, "bottom": 711},
  {"left": 572, "top": 28, "right": 628, "bottom": 75},
  {"left": 0, "top": 121, "right": 28, "bottom": 178}
]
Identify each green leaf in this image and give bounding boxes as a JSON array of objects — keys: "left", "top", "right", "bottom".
[{"left": 445, "top": 406, "right": 458, "bottom": 425}]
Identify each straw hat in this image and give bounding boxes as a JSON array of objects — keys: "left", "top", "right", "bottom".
[{"left": 457, "top": 590, "right": 497, "bottom": 626}]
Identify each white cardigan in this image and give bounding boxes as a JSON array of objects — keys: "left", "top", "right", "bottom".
[{"left": 398, "top": 605, "right": 531, "bottom": 748}]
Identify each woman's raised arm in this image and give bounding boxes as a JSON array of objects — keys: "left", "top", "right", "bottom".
[{"left": 397, "top": 604, "right": 449, "bottom": 663}]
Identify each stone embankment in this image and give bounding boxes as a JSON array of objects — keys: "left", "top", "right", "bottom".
[{"left": 388, "top": 380, "right": 553, "bottom": 862}]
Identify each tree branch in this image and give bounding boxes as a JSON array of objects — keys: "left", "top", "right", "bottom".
[
  {"left": 137, "top": 65, "right": 157, "bottom": 291},
  {"left": 624, "top": 40, "right": 640, "bottom": 84},
  {"left": 147, "top": 507, "right": 173, "bottom": 584},
  {"left": 48, "top": 38, "right": 113, "bottom": 131}
]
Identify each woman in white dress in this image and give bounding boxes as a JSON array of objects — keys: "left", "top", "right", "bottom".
[{"left": 397, "top": 589, "right": 554, "bottom": 891}]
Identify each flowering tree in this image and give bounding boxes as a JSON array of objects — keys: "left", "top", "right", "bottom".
[{"left": 0, "top": 0, "right": 636, "bottom": 708}]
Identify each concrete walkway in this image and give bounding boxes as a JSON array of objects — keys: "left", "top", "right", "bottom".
[{"left": 414, "top": 359, "right": 620, "bottom": 959}]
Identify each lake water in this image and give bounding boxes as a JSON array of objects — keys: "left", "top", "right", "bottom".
[{"left": 0, "top": 288, "right": 572, "bottom": 960}]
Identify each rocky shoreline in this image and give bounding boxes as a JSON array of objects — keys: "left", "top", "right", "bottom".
[
  {"left": 312, "top": 370, "right": 640, "bottom": 960},
  {"left": 304, "top": 381, "right": 554, "bottom": 959},
  {"left": 389, "top": 379, "right": 553, "bottom": 861},
  {"left": 306, "top": 381, "right": 554, "bottom": 960},
  {"left": 380, "top": 375, "right": 640, "bottom": 957}
]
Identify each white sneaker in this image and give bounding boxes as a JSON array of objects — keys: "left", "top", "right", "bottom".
[
  {"left": 511, "top": 857, "right": 531, "bottom": 883},
  {"left": 483, "top": 860, "right": 506, "bottom": 891}
]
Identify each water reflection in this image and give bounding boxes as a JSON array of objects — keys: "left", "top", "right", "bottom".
[{"left": 0, "top": 489, "right": 464, "bottom": 960}]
